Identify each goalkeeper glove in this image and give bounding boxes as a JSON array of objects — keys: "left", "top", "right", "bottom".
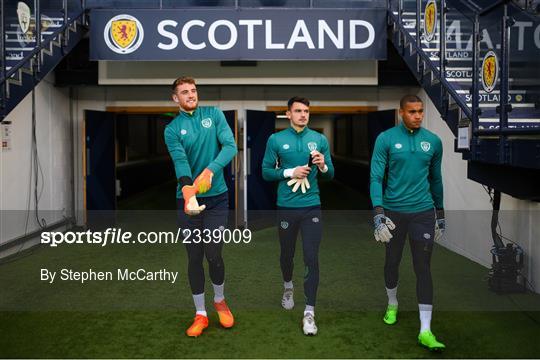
[
  {"left": 434, "top": 208, "right": 445, "bottom": 242},
  {"left": 179, "top": 177, "right": 206, "bottom": 216},
  {"left": 193, "top": 168, "right": 213, "bottom": 194},
  {"left": 373, "top": 206, "right": 395, "bottom": 243},
  {"left": 287, "top": 178, "right": 310, "bottom": 193}
]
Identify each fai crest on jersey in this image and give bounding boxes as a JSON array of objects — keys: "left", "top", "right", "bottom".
[
  {"left": 201, "top": 118, "right": 212, "bottom": 128},
  {"left": 423, "top": 0, "right": 437, "bottom": 42},
  {"left": 481, "top": 50, "right": 499, "bottom": 93},
  {"left": 104, "top": 14, "right": 144, "bottom": 54},
  {"left": 307, "top": 142, "right": 317, "bottom": 152},
  {"left": 280, "top": 221, "right": 289, "bottom": 229},
  {"left": 17, "top": 2, "right": 31, "bottom": 34},
  {"left": 395, "top": 143, "right": 403, "bottom": 149},
  {"left": 283, "top": 144, "right": 290, "bottom": 150},
  {"left": 421, "top": 141, "right": 431, "bottom": 152}
]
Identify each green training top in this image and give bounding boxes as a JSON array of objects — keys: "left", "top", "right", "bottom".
[
  {"left": 164, "top": 106, "right": 237, "bottom": 199},
  {"left": 370, "top": 122, "right": 443, "bottom": 213},
  {"left": 262, "top": 126, "right": 334, "bottom": 208}
]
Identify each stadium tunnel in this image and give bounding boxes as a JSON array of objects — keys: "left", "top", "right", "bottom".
[
  {"left": 103, "top": 102, "right": 403, "bottom": 212},
  {"left": 2, "top": 0, "right": 540, "bottom": 306},
  {"left": 69, "top": 39, "right": 419, "bottom": 215}
]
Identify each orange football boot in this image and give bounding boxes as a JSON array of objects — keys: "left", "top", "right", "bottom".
[
  {"left": 186, "top": 314, "right": 209, "bottom": 337},
  {"left": 214, "top": 300, "right": 234, "bottom": 328}
]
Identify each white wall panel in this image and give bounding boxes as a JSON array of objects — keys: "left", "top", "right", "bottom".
[
  {"left": 418, "top": 89, "right": 540, "bottom": 292},
  {"left": 0, "top": 74, "right": 72, "bottom": 245}
]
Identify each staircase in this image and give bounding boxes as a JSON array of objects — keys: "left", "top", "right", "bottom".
[
  {"left": 0, "top": 0, "right": 86, "bottom": 121},
  {"left": 389, "top": 0, "right": 540, "bottom": 199},
  {"left": 2, "top": 0, "right": 539, "bottom": 198}
]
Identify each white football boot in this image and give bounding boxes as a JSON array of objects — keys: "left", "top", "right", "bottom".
[
  {"left": 281, "top": 288, "right": 294, "bottom": 310},
  {"left": 302, "top": 313, "right": 318, "bottom": 335}
]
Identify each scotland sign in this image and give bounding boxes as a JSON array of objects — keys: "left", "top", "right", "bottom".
[{"left": 90, "top": 9, "right": 387, "bottom": 60}]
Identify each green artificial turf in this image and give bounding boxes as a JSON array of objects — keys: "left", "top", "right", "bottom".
[
  {"left": 1, "top": 310, "right": 539, "bottom": 358},
  {"left": 1, "top": 181, "right": 539, "bottom": 358}
]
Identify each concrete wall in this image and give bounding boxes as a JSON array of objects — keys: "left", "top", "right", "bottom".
[
  {"left": 99, "top": 60, "right": 379, "bottom": 85},
  {"left": 0, "top": 73, "right": 73, "bottom": 249},
  {"left": 418, "top": 89, "right": 540, "bottom": 292}
]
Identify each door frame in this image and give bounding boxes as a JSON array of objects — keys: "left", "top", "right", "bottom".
[
  {"left": 83, "top": 110, "right": 117, "bottom": 227},
  {"left": 104, "top": 106, "right": 241, "bottom": 220},
  {"left": 266, "top": 105, "right": 377, "bottom": 114}
]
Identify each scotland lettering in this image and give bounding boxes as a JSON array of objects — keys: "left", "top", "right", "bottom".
[
  {"left": 424, "top": 49, "right": 471, "bottom": 59},
  {"left": 464, "top": 93, "right": 528, "bottom": 104},
  {"left": 90, "top": 9, "right": 387, "bottom": 60},
  {"left": 156, "top": 19, "right": 374, "bottom": 51},
  {"left": 445, "top": 69, "right": 474, "bottom": 79}
]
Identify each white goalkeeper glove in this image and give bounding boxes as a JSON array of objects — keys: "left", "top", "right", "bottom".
[
  {"left": 287, "top": 178, "right": 310, "bottom": 193},
  {"left": 434, "top": 208, "right": 445, "bottom": 242},
  {"left": 373, "top": 207, "right": 395, "bottom": 243}
]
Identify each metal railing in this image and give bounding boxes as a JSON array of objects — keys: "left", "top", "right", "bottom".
[
  {"left": 0, "top": 0, "right": 85, "bottom": 114},
  {"left": 1, "top": 0, "right": 5, "bottom": 111},
  {"left": 389, "top": 0, "right": 540, "bottom": 142},
  {"left": 388, "top": 6, "right": 473, "bottom": 119},
  {"left": 512, "top": 0, "right": 540, "bottom": 13}
]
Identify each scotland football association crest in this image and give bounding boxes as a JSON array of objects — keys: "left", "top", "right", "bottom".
[
  {"left": 17, "top": 2, "right": 31, "bottom": 34},
  {"left": 421, "top": 141, "right": 431, "bottom": 152},
  {"left": 307, "top": 142, "right": 318, "bottom": 152},
  {"left": 104, "top": 14, "right": 144, "bottom": 54},
  {"left": 481, "top": 50, "right": 499, "bottom": 93},
  {"left": 423, "top": 0, "right": 437, "bottom": 42},
  {"left": 280, "top": 221, "right": 289, "bottom": 229},
  {"left": 16, "top": 10, "right": 53, "bottom": 49},
  {"left": 201, "top": 118, "right": 212, "bottom": 128}
]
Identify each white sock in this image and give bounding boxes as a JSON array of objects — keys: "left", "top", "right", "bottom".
[
  {"left": 213, "top": 283, "right": 225, "bottom": 303},
  {"left": 386, "top": 286, "right": 398, "bottom": 306},
  {"left": 419, "top": 304, "right": 433, "bottom": 333},
  {"left": 193, "top": 293, "right": 206, "bottom": 317},
  {"left": 284, "top": 281, "right": 293, "bottom": 289},
  {"left": 304, "top": 305, "right": 315, "bottom": 316}
]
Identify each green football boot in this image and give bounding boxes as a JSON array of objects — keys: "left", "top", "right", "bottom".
[
  {"left": 383, "top": 304, "right": 398, "bottom": 325},
  {"left": 418, "top": 330, "right": 446, "bottom": 351}
]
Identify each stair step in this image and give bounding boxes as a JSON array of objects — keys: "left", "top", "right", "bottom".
[
  {"left": 471, "top": 103, "right": 537, "bottom": 109},
  {"left": 5, "top": 54, "right": 28, "bottom": 61},
  {"left": 5, "top": 31, "right": 57, "bottom": 39},
  {"left": 5, "top": 60, "right": 32, "bottom": 69},
  {"left": 405, "top": 35, "right": 481, "bottom": 44},
  {"left": 479, "top": 113, "right": 540, "bottom": 126},
  {"left": 480, "top": 109, "right": 540, "bottom": 118},
  {"left": 5, "top": 47, "right": 40, "bottom": 52},
  {"left": 5, "top": 17, "right": 66, "bottom": 21},
  {"left": 446, "top": 77, "right": 519, "bottom": 83},
  {"left": 455, "top": 89, "right": 539, "bottom": 103}
]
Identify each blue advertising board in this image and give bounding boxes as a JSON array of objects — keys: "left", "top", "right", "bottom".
[{"left": 90, "top": 9, "right": 387, "bottom": 60}]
